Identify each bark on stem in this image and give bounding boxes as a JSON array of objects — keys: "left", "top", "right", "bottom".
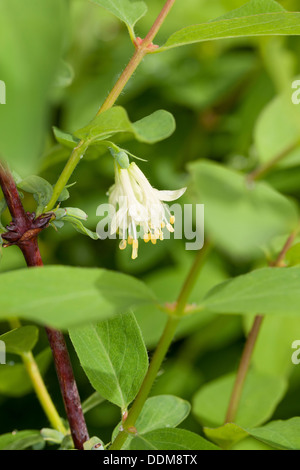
[
  {"left": 45, "top": 328, "right": 89, "bottom": 449},
  {"left": 0, "top": 161, "right": 89, "bottom": 450}
]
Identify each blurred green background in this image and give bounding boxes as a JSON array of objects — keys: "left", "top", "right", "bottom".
[{"left": 1, "top": 0, "right": 300, "bottom": 449}]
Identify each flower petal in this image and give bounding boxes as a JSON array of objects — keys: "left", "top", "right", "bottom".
[
  {"left": 110, "top": 207, "right": 127, "bottom": 235},
  {"left": 154, "top": 187, "right": 186, "bottom": 201}
]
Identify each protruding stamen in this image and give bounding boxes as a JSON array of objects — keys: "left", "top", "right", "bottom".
[
  {"left": 131, "top": 240, "right": 138, "bottom": 260},
  {"left": 166, "top": 223, "right": 174, "bottom": 233},
  {"left": 119, "top": 239, "right": 127, "bottom": 250},
  {"left": 151, "top": 236, "right": 157, "bottom": 245},
  {"left": 144, "top": 233, "right": 150, "bottom": 243},
  {"left": 128, "top": 235, "right": 133, "bottom": 245},
  {"left": 170, "top": 215, "right": 175, "bottom": 224},
  {"left": 161, "top": 221, "right": 165, "bottom": 228}
]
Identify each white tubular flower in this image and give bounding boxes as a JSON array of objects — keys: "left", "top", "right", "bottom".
[{"left": 108, "top": 161, "right": 186, "bottom": 260}]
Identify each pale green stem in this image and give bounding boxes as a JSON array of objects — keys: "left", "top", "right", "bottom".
[
  {"left": 110, "top": 244, "right": 210, "bottom": 450},
  {"left": 98, "top": 0, "right": 176, "bottom": 114},
  {"left": 45, "top": 0, "right": 177, "bottom": 212},
  {"left": 45, "top": 140, "right": 89, "bottom": 212},
  {"left": 43, "top": 0, "right": 177, "bottom": 434},
  {"left": 9, "top": 318, "right": 67, "bottom": 435}
]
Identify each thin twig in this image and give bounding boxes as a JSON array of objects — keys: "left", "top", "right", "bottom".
[
  {"left": 224, "top": 315, "right": 263, "bottom": 423},
  {"left": 0, "top": 163, "right": 89, "bottom": 450},
  {"left": 247, "top": 141, "right": 300, "bottom": 183},
  {"left": 225, "top": 225, "right": 300, "bottom": 424},
  {"left": 98, "top": 0, "right": 176, "bottom": 114}
]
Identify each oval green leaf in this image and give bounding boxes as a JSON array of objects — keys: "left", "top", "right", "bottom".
[
  {"left": 0, "top": 326, "right": 39, "bottom": 355},
  {"left": 129, "top": 428, "right": 220, "bottom": 450},
  {"left": 112, "top": 395, "right": 191, "bottom": 448},
  {"left": 0, "top": 430, "right": 44, "bottom": 450},
  {"left": 203, "top": 266, "right": 300, "bottom": 316},
  {"left": 91, "top": 0, "right": 147, "bottom": 32},
  {"left": 160, "top": 0, "right": 300, "bottom": 51},
  {"left": 74, "top": 107, "right": 175, "bottom": 146},
  {"left": 69, "top": 311, "right": 148, "bottom": 409},
  {"left": 0, "top": 266, "right": 156, "bottom": 329}
]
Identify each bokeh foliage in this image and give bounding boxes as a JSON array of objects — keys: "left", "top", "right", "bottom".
[{"left": 1, "top": 0, "right": 300, "bottom": 450}]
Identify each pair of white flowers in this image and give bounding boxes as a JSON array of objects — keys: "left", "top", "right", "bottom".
[{"left": 108, "top": 160, "right": 186, "bottom": 259}]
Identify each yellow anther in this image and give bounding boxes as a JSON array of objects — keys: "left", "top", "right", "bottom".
[
  {"left": 161, "top": 221, "right": 166, "bottom": 228},
  {"left": 159, "top": 232, "right": 164, "bottom": 241},
  {"left": 131, "top": 240, "right": 138, "bottom": 260},
  {"left": 119, "top": 239, "right": 127, "bottom": 250},
  {"left": 144, "top": 233, "right": 150, "bottom": 243},
  {"left": 166, "top": 223, "right": 174, "bottom": 233},
  {"left": 170, "top": 215, "right": 175, "bottom": 224},
  {"left": 151, "top": 238, "right": 157, "bottom": 245},
  {"left": 128, "top": 235, "right": 133, "bottom": 245}
]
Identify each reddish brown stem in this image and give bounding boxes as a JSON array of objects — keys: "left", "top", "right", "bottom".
[
  {"left": 225, "top": 226, "right": 300, "bottom": 424},
  {"left": 0, "top": 161, "right": 89, "bottom": 450},
  {"left": 0, "top": 161, "right": 30, "bottom": 227},
  {"left": 45, "top": 328, "right": 89, "bottom": 449},
  {"left": 19, "top": 237, "right": 43, "bottom": 267},
  {"left": 225, "top": 315, "right": 264, "bottom": 423}
]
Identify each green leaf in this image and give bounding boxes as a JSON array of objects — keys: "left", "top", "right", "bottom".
[
  {"left": 69, "top": 311, "right": 148, "bottom": 409},
  {"left": 83, "top": 436, "right": 105, "bottom": 450},
  {"left": 203, "top": 266, "right": 300, "bottom": 316},
  {"left": 112, "top": 395, "right": 191, "bottom": 448},
  {"left": 53, "top": 127, "right": 81, "bottom": 149},
  {"left": 193, "top": 370, "right": 287, "bottom": 428},
  {"left": 63, "top": 215, "right": 99, "bottom": 240},
  {"left": 160, "top": 0, "right": 300, "bottom": 51},
  {"left": 17, "top": 175, "right": 53, "bottom": 213},
  {"left": 187, "top": 160, "right": 298, "bottom": 260},
  {"left": 0, "top": 348, "right": 52, "bottom": 397},
  {"left": 40, "top": 428, "right": 65, "bottom": 445},
  {"left": 56, "top": 206, "right": 99, "bottom": 240},
  {"left": 132, "top": 111, "right": 176, "bottom": 144},
  {"left": 248, "top": 417, "right": 300, "bottom": 450},
  {"left": 91, "top": 0, "right": 147, "bottom": 33},
  {"left": 217, "top": 0, "right": 285, "bottom": 18},
  {"left": 231, "top": 436, "right": 275, "bottom": 450},
  {"left": 57, "top": 186, "right": 70, "bottom": 202},
  {"left": 59, "top": 435, "right": 74, "bottom": 450},
  {"left": 134, "top": 395, "right": 191, "bottom": 434},
  {"left": 64, "top": 207, "right": 88, "bottom": 220},
  {"left": 0, "top": 430, "right": 44, "bottom": 450},
  {"left": 255, "top": 93, "right": 300, "bottom": 168},
  {"left": 0, "top": 326, "right": 39, "bottom": 355},
  {"left": 0, "top": 0, "right": 67, "bottom": 175},
  {"left": 0, "top": 266, "right": 156, "bottom": 329},
  {"left": 129, "top": 428, "right": 220, "bottom": 450},
  {"left": 204, "top": 423, "right": 248, "bottom": 450},
  {"left": 74, "top": 107, "right": 176, "bottom": 146}
]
